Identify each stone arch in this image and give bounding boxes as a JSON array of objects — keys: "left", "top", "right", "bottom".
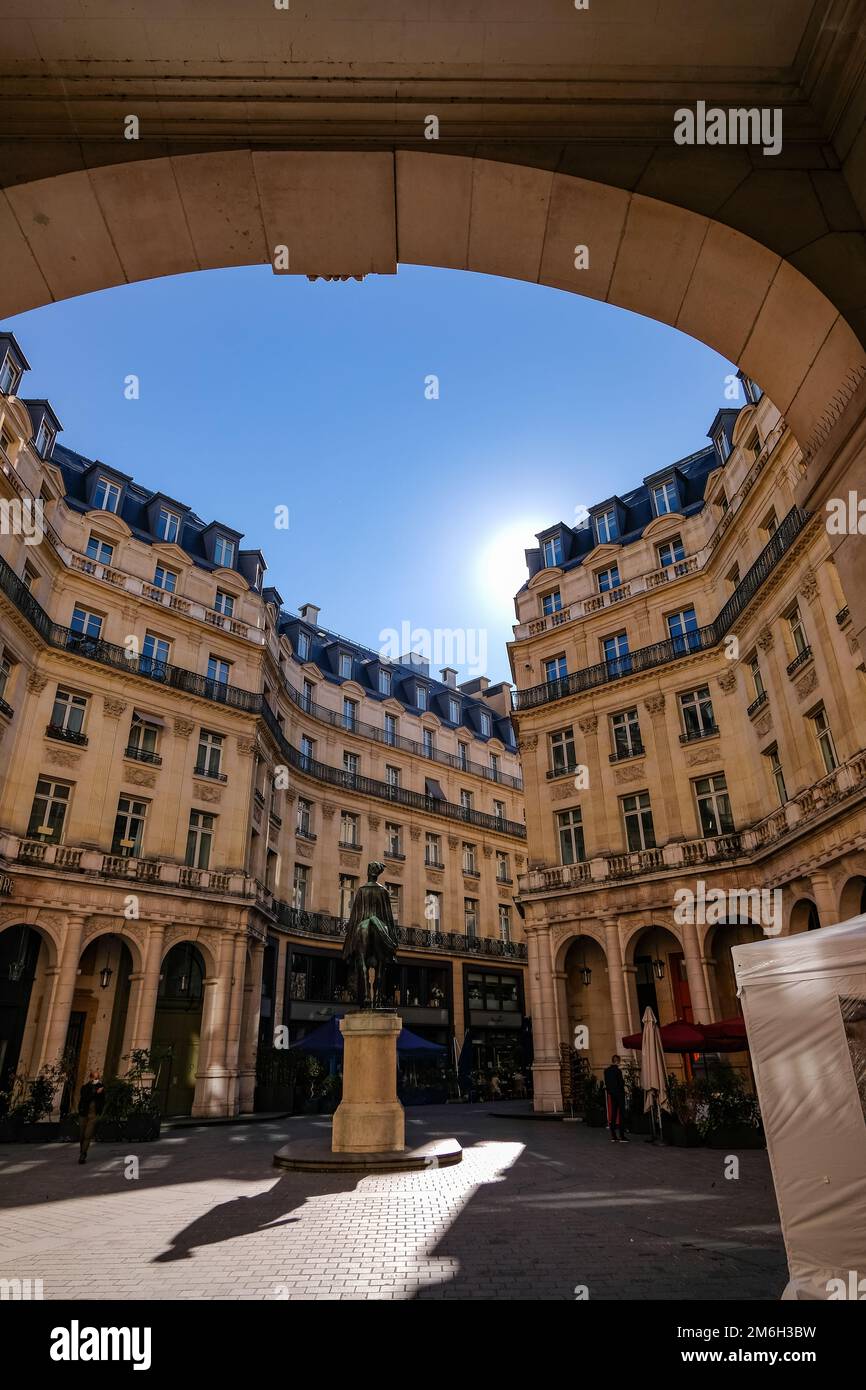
[
  {"left": 789, "top": 896, "right": 821, "bottom": 935},
  {"left": 561, "top": 933, "right": 612, "bottom": 1080},
  {"left": 159, "top": 927, "right": 218, "bottom": 978},
  {"left": 73, "top": 931, "right": 138, "bottom": 1089},
  {"left": 0, "top": 909, "right": 61, "bottom": 970},
  {"left": 1, "top": 151, "right": 862, "bottom": 464},
  {"left": 625, "top": 923, "right": 689, "bottom": 1036},
  {"left": 152, "top": 939, "right": 209, "bottom": 1116},
  {"left": 552, "top": 921, "right": 607, "bottom": 974},
  {"left": 704, "top": 920, "right": 764, "bottom": 1022},
  {"left": 838, "top": 874, "right": 866, "bottom": 922},
  {"left": 78, "top": 921, "right": 144, "bottom": 975},
  {"left": 622, "top": 918, "right": 684, "bottom": 965},
  {"left": 0, "top": 918, "right": 59, "bottom": 1086}
]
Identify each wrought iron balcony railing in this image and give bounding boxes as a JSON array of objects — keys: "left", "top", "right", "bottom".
[
  {"left": 513, "top": 506, "right": 810, "bottom": 712},
  {"left": 259, "top": 699, "right": 526, "bottom": 839},
  {"left": 273, "top": 901, "right": 527, "bottom": 961}
]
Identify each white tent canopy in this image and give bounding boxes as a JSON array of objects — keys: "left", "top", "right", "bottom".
[{"left": 733, "top": 915, "right": 866, "bottom": 1301}]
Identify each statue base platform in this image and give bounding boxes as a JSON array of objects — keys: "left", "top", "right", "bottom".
[
  {"left": 332, "top": 1010, "right": 404, "bottom": 1153},
  {"left": 273, "top": 1135, "right": 463, "bottom": 1174}
]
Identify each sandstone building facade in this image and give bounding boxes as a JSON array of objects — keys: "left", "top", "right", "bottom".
[
  {"left": 0, "top": 332, "right": 528, "bottom": 1117},
  {"left": 509, "top": 373, "right": 866, "bottom": 1111}
]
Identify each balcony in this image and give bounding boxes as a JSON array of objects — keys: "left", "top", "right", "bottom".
[
  {"left": 278, "top": 676, "right": 523, "bottom": 790},
  {"left": 513, "top": 506, "right": 811, "bottom": 712},
  {"left": 69, "top": 550, "right": 262, "bottom": 644},
  {"left": 272, "top": 901, "right": 527, "bottom": 961},
  {"left": 45, "top": 723, "right": 88, "bottom": 746},
  {"left": 193, "top": 763, "right": 228, "bottom": 783},
  {"left": 259, "top": 700, "right": 527, "bottom": 839},
  {"left": 124, "top": 745, "right": 163, "bottom": 766},
  {"left": 786, "top": 646, "right": 813, "bottom": 678},
  {"left": 0, "top": 833, "right": 255, "bottom": 898},
  {"left": 836, "top": 606, "right": 850, "bottom": 628},
  {"left": 678, "top": 724, "right": 719, "bottom": 745},
  {"left": 514, "top": 556, "right": 700, "bottom": 639},
  {"left": 609, "top": 743, "right": 645, "bottom": 763},
  {"left": 519, "top": 748, "right": 866, "bottom": 896},
  {"left": 0, "top": 697, "right": 13, "bottom": 720},
  {"left": 0, "top": 549, "right": 262, "bottom": 714},
  {"left": 746, "top": 690, "right": 768, "bottom": 718}
]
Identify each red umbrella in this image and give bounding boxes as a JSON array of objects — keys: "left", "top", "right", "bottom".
[
  {"left": 701, "top": 1017, "right": 749, "bottom": 1052},
  {"left": 621, "top": 1019, "right": 707, "bottom": 1052}
]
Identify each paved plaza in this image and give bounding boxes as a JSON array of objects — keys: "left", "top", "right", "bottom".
[{"left": 0, "top": 1106, "right": 786, "bottom": 1301}]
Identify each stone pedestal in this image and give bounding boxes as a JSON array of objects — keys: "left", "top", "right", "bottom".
[{"left": 332, "top": 1011, "right": 404, "bottom": 1154}]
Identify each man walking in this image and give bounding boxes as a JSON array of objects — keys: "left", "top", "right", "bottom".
[
  {"left": 77, "top": 1071, "right": 105, "bottom": 1164},
  {"left": 603, "top": 1054, "right": 629, "bottom": 1143}
]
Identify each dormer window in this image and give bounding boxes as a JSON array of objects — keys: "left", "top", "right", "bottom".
[
  {"left": 715, "top": 431, "right": 731, "bottom": 462},
  {"left": 157, "top": 507, "right": 181, "bottom": 543},
  {"left": 595, "top": 509, "right": 618, "bottom": 544},
  {"left": 94, "top": 477, "right": 121, "bottom": 513},
  {"left": 542, "top": 534, "right": 563, "bottom": 568},
  {"left": 339, "top": 652, "right": 353, "bottom": 680},
  {"left": 448, "top": 696, "right": 460, "bottom": 724},
  {"left": 378, "top": 668, "right": 392, "bottom": 696},
  {"left": 297, "top": 630, "right": 310, "bottom": 661},
  {"left": 652, "top": 480, "right": 678, "bottom": 516},
  {"left": 416, "top": 684, "right": 428, "bottom": 711},
  {"left": 480, "top": 711, "right": 492, "bottom": 737},
  {"left": 213, "top": 535, "right": 235, "bottom": 567},
  {"left": 0, "top": 353, "right": 21, "bottom": 396},
  {"left": 34, "top": 420, "right": 55, "bottom": 458}
]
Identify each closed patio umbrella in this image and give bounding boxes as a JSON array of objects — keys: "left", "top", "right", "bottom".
[{"left": 638, "top": 1007, "right": 670, "bottom": 1143}]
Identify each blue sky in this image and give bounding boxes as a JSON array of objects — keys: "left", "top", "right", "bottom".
[{"left": 7, "top": 265, "right": 736, "bottom": 685}]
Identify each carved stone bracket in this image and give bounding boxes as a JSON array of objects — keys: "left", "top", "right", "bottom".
[
  {"left": 482, "top": 845, "right": 494, "bottom": 858},
  {"left": 518, "top": 735, "right": 538, "bottom": 753},
  {"left": 717, "top": 669, "right": 737, "bottom": 695},
  {"left": 756, "top": 626, "right": 774, "bottom": 652},
  {"left": 195, "top": 784, "right": 223, "bottom": 804},
  {"left": 236, "top": 737, "right": 257, "bottom": 756},
  {"left": 26, "top": 671, "right": 48, "bottom": 694},
  {"left": 800, "top": 569, "right": 820, "bottom": 604},
  {"left": 409, "top": 826, "right": 422, "bottom": 842},
  {"left": 124, "top": 768, "right": 156, "bottom": 788},
  {"left": 577, "top": 715, "right": 598, "bottom": 736},
  {"left": 103, "top": 697, "right": 128, "bottom": 718},
  {"left": 613, "top": 764, "right": 644, "bottom": 784},
  {"left": 796, "top": 668, "right": 819, "bottom": 701},
  {"left": 447, "top": 835, "right": 459, "bottom": 850},
  {"left": 45, "top": 748, "right": 81, "bottom": 769},
  {"left": 321, "top": 802, "right": 336, "bottom": 820},
  {"left": 643, "top": 693, "right": 666, "bottom": 715},
  {"left": 173, "top": 718, "right": 195, "bottom": 738},
  {"left": 368, "top": 814, "right": 381, "bottom": 831}
]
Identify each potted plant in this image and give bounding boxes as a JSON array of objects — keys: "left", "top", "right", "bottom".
[
  {"left": 1, "top": 1062, "right": 71, "bottom": 1142},
  {"left": 254, "top": 1045, "right": 299, "bottom": 1113},
  {"left": 581, "top": 1074, "right": 607, "bottom": 1127},
  {"left": 703, "top": 1074, "right": 764, "bottom": 1149},
  {"left": 665, "top": 1077, "right": 705, "bottom": 1146}
]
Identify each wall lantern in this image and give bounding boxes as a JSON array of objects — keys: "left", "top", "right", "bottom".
[{"left": 652, "top": 956, "right": 665, "bottom": 981}]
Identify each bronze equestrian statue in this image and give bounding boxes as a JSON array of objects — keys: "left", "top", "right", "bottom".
[{"left": 342, "top": 861, "right": 399, "bottom": 1008}]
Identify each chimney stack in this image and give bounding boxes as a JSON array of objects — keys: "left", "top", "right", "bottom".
[
  {"left": 299, "top": 602, "right": 320, "bottom": 625},
  {"left": 440, "top": 667, "right": 458, "bottom": 688}
]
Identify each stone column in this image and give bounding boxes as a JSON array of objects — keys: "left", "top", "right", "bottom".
[
  {"left": 682, "top": 920, "right": 712, "bottom": 1023},
  {"left": 38, "top": 913, "right": 86, "bottom": 1070},
  {"left": 603, "top": 920, "right": 632, "bottom": 1056},
  {"left": 272, "top": 935, "right": 287, "bottom": 1038},
  {"left": 642, "top": 694, "right": 681, "bottom": 840},
  {"left": 224, "top": 932, "right": 249, "bottom": 1114},
  {"left": 192, "top": 932, "right": 234, "bottom": 1117},
  {"left": 808, "top": 870, "right": 839, "bottom": 927},
  {"left": 526, "top": 923, "right": 562, "bottom": 1112},
  {"left": 123, "top": 923, "right": 165, "bottom": 1058},
  {"left": 238, "top": 939, "right": 265, "bottom": 1113},
  {"left": 577, "top": 715, "right": 613, "bottom": 852}
]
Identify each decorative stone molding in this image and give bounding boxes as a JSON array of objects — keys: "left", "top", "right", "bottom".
[
  {"left": 614, "top": 763, "right": 644, "bottom": 784},
  {"left": 409, "top": 826, "right": 422, "bottom": 842},
  {"left": 756, "top": 626, "right": 774, "bottom": 652},
  {"left": 385, "top": 859, "right": 403, "bottom": 876},
  {"left": 447, "top": 835, "right": 459, "bottom": 850},
  {"left": 173, "top": 718, "right": 195, "bottom": 738},
  {"left": 321, "top": 802, "right": 336, "bottom": 820},
  {"left": 236, "top": 737, "right": 257, "bottom": 756},
  {"left": 686, "top": 748, "right": 720, "bottom": 767},
  {"left": 515, "top": 854, "right": 525, "bottom": 868},
  {"left": 552, "top": 781, "right": 578, "bottom": 800},
  {"left": 498, "top": 884, "right": 512, "bottom": 899},
  {"left": 367, "top": 814, "right": 381, "bottom": 831},
  {"left": 296, "top": 840, "right": 314, "bottom": 860},
  {"left": 26, "top": 671, "right": 48, "bottom": 694},
  {"left": 45, "top": 748, "right": 81, "bottom": 769},
  {"left": 195, "top": 784, "right": 222, "bottom": 804},
  {"left": 482, "top": 845, "right": 494, "bottom": 858},
  {"left": 754, "top": 712, "right": 773, "bottom": 738},
  {"left": 518, "top": 735, "right": 538, "bottom": 753},
  {"left": 103, "top": 697, "right": 127, "bottom": 718},
  {"left": 124, "top": 768, "right": 156, "bottom": 789},
  {"left": 577, "top": 715, "right": 598, "bottom": 736},
  {"left": 796, "top": 668, "right": 819, "bottom": 701},
  {"left": 643, "top": 693, "right": 666, "bottom": 715},
  {"left": 799, "top": 569, "right": 819, "bottom": 604},
  {"left": 339, "top": 850, "right": 360, "bottom": 868},
  {"left": 717, "top": 669, "right": 737, "bottom": 695}
]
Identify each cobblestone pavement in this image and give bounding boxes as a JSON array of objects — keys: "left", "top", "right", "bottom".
[{"left": 0, "top": 1106, "right": 786, "bottom": 1300}]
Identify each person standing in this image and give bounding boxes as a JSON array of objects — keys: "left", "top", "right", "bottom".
[
  {"left": 603, "top": 1055, "right": 629, "bottom": 1143},
  {"left": 77, "top": 1071, "right": 105, "bottom": 1164}
]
